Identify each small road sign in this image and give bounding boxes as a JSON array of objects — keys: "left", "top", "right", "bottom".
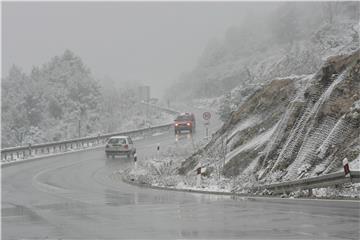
[{"left": 203, "top": 112, "right": 211, "bottom": 120}]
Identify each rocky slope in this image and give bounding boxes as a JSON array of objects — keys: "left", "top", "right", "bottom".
[{"left": 179, "top": 50, "right": 360, "bottom": 190}]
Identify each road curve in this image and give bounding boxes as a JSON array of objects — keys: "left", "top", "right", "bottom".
[{"left": 2, "top": 109, "right": 360, "bottom": 239}]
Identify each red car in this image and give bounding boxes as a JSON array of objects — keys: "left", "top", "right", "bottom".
[{"left": 174, "top": 113, "right": 196, "bottom": 134}]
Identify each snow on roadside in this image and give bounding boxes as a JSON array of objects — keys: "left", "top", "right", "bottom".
[
  {"left": 152, "top": 132, "right": 165, "bottom": 137},
  {"left": 313, "top": 184, "right": 360, "bottom": 199},
  {"left": 349, "top": 153, "right": 360, "bottom": 171}
]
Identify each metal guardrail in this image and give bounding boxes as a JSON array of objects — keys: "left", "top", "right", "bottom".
[
  {"left": 253, "top": 171, "right": 360, "bottom": 195},
  {"left": 1, "top": 123, "right": 173, "bottom": 163},
  {"left": 1, "top": 102, "right": 181, "bottom": 164}
]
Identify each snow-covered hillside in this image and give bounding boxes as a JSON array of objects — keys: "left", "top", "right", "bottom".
[
  {"left": 166, "top": 2, "right": 359, "bottom": 105},
  {"left": 179, "top": 50, "right": 359, "bottom": 191}
]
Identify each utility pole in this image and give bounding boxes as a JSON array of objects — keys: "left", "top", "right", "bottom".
[{"left": 146, "top": 98, "right": 149, "bottom": 127}]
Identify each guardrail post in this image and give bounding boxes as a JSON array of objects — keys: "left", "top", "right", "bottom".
[
  {"left": 11, "top": 152, "right": 14, "bottom": 161},
  {"left": 308, "top": 188, "right": 313, "bottom": 197}
]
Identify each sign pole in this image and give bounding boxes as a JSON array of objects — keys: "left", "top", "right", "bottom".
[{"left": 203, "top": 112, "right": 211, "bottom": 140}]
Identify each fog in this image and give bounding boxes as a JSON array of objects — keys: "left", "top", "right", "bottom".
[{"left": 2, "top": 1, "right": 279, "bottom": 98}]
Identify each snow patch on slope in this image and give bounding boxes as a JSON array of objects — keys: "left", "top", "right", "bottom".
[{"left": 225, "top": 121, "right": 280, "bottom": 164}]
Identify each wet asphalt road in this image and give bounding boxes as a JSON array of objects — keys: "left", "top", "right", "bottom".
[{"left": 2, "top": 108, "right": 360, "bottom": 239}]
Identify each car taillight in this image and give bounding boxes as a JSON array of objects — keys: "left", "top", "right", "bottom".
[{"left": 124, "top": 144, "right": 128, "bottom": 149}]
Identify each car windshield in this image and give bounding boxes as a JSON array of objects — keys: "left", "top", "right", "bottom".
[
  {"left": 108, "top": 138, "right": 126, "bottom": 144},
  {"left": 176, "top": 115, "right": 191, "bottom": 121}
]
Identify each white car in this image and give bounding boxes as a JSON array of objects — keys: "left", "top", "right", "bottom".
[{"left": 105, "top": 136, "right": 136, "bottom": 158}]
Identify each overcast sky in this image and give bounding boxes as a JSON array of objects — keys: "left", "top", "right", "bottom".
[{"left": 2, "top": 1, "right": 276, "bottom": 98}]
